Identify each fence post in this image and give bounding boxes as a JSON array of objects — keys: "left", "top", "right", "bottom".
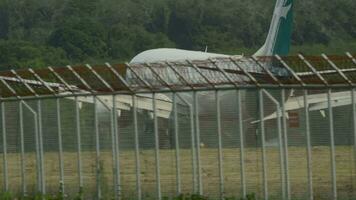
[
  {"left": 188, "top": 94, "right": 197, "bottom": 194},
  {"left": 75, "top": 97, "right": 83, "bottom": 191},
  {"left": 37, "top": 100, "right": 46, "bottom": 194},
  {"left": 1, "top": 101, "right": 8, "bottom": 192},
  {"left": 153, "top": 93, "right": 162, "bottom": 200},
  {"left": 132, "top": 95, "right": 142, "bottom": 200},
  {"left": 33, "top": 102, "right": 41, "bottom": 193},
  {"left": 94, "top": 96, "right": 102, "bottom": 199},
  {"left": 237, "top": 90, "right": 246, "bottom": 198},
  {"left": 303, "top": 90, "right": 313, "bottom": 200},
  {"left": 215, "top": 90, "right": 224, "bottom": 199},
  {"left": 56, "top": 98, "right": 65, "bottom": 195},
  {"left": 112, "top": 95, "right": 121, "bottom": 200},
  {"left": 19, "top": 101, "right": 26, "bottom": 195},
  {"left": 193, "top": 91, "right": 203, "bottom": 195},
  {"left": 258, "top": 90, "right": 268, "bottom": 200},
  {"left": 351, "top": 88, "right": 356, "bottom": 194},
  {"left": 173, "top": 93, "right": 182, "bottom": 195},
  {"left": 327, "top": 89, "right": 337, "bottom": 200},
  {"left": 281, "top": 89, "right": 290, "bottom": 200}
]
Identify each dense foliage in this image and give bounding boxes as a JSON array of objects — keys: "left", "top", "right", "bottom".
[{"left": 0, "top": 0, "right": 356, "bottom": 69}]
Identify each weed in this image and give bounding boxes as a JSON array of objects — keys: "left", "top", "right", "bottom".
[
  {"left": 0, "top": 192, "right": 13, "bottom": 200},
  {"left": 73, "top": 187, "right": 83, "bottom": 200},
  {"left": 245, "top": 193, "right": 256, "bottom": 200},
  {"left": 57, "top": 181, "right": 64, "bottom": 200}
]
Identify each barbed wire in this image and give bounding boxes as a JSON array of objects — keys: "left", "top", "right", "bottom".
[{"left": 0, "top": 53, "right": 355, "bottom": 100}]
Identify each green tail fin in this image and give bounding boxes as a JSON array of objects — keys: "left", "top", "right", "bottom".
[{"left": 254, "top": 0, "right": 293, "bottom": 56}]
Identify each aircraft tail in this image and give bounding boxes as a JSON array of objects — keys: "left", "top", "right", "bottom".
[{"left": 254, "top": 0, "right": 293, "bottom": 56}]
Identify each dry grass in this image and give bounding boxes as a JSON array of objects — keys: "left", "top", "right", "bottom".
[{"left": 1, "top": 146, "right": 356, "bottom": 199}]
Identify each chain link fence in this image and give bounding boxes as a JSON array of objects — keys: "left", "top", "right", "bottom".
[
  {"left": 0, "top": 89, "right": 355, "bottom": 199},
  {"left": 0, "top": 54, "right": 356, "bottom": 199}
]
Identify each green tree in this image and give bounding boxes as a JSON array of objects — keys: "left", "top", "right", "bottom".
[
  {"left": 48, "top": 19, "right": 108, "bottom": 61},
  {"left": 108, "top": 24, "right": 175, "bottom": 61},
  {"left": 0, "top": 0, "right": 356, "bottom": 68},
  {"left": 0, "top": 1, "right": 9, "bottom": 39},
  {"left": 0, "top": 40, "right": 68, "bottom": 70}
]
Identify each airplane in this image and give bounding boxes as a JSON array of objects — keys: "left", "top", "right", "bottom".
[
  {"left": 126, "top": 0, "right": 295, "bottom": 146},
  {"left": 33, "top": 0, "right": 296, "bottom": 147},
  {"left": 127, "top": 0, "right": 356, "bottom": 146},
  {"left": 55, "top": 0, "right": 294, "bottom": 132}
]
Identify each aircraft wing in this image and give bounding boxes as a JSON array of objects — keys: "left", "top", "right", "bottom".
[
  {"left": 256, "top": 90, "right": 353, "bottom": 123},
  {"left": 0, "top": 75, "right": 173, "bottom": 119},
  {"left": 68, "top": 94, "right": 172, "bottom": 119},
  {"left": 257, "top": 58, "right": 356, "bottom": 122}
]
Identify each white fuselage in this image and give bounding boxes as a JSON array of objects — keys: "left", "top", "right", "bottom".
[
  {"left": 130, "top": 48, "right": 234, "bottom": 64},
  {"left": 129, "top": 48, "right": 253, "bottom": 122}
]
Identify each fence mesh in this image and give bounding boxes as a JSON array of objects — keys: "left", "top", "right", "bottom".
[
  {"left": 0, "top": 88, "right": 354, "bottom": 199},
  {"left": 1, "top": 54, "right": 356, "bottom": 199}
]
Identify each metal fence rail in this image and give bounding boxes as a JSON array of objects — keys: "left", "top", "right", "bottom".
[{"left": 0, "top": 53, "right": 356, "bottom": 199}]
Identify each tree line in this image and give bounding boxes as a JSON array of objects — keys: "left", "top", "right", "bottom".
[{"left": 0, "top": 0, "right": 355, "bottom": 69}]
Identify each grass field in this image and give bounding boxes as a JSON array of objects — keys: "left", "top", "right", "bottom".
[{"left": 1, "top": 146, "right": 356, "bottom": 199}]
